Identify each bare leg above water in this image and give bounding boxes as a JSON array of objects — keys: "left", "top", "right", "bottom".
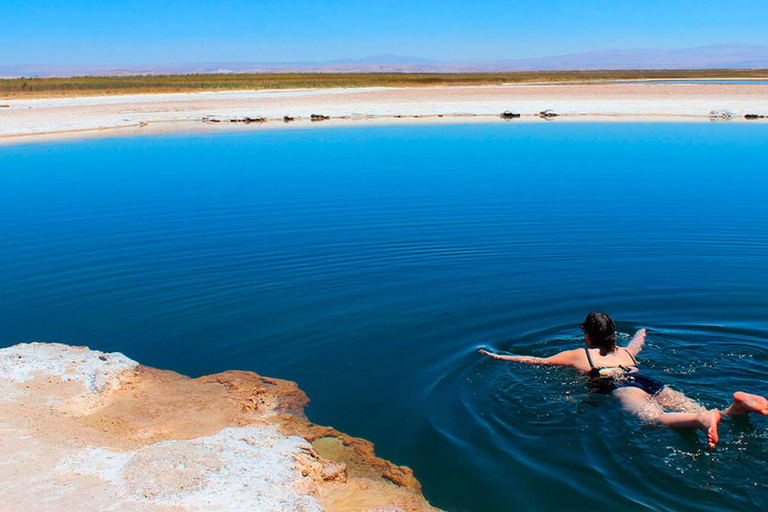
[
  {"left": 657, "top": 410, "right": 721, "bottom": 449},
  {"left": 723, "top": 392, "right": 768, "bottom": 417},
  {"left": 613, "top": 387, "right": 721, "bottom": 448}
]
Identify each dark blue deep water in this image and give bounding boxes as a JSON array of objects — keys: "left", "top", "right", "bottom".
[{"left": 1, "top": 123, "right": 767, "bottom": 511}]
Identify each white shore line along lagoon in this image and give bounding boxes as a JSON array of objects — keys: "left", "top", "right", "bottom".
[{"left": 2, "top": 82, "right": 767, "bottom": 141}]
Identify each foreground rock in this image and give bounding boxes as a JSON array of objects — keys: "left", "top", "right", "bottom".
[{"left": 0, "top": 343, "right": 440, "bottom": 512}]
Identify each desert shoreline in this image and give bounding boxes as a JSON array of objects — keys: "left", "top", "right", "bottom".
[{"left": 2, "top": 82, "right": 767, "bottom": 144}]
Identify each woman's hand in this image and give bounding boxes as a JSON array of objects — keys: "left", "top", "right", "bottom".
[
  {"left": 479, "top": 349, "right": 504, "bottom": 359},
  {"left": 480, "top": 349, "right": 531, "bottom": 362}
]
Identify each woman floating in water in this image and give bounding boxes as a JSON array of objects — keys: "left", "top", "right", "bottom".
[{"left": 480, "top": 311, "right": 768, "bottom": 448}]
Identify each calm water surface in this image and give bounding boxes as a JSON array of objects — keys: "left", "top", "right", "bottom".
[{"left": 1, "top": 124, "right": 767, "bottom": 511}]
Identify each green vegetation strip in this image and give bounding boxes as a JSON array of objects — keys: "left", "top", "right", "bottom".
[{"left": 2, "top": 70, "right": 768, "bottom": 98}]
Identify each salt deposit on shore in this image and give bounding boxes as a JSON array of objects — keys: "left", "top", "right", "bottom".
[
  {"left": 0, "top": 343, "right": 439, "bottom": 512},
  {"left": 1, "top": 83, "right": 767, "bottom": 142}
]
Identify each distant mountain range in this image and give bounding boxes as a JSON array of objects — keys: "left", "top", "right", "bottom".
[{"left": 3, "top": 44, "right": 768, "bottom": 78}]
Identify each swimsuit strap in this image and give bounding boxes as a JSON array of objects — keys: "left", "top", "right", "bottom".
[
  {"left": 623, "top": 347, "right": 638, "bottom": 366},
  {"left": 583, "top": 347, "right": 596, "bottom": 369},
  {"left": 584, "top": 347, "right": 636, "bottom": 373}
]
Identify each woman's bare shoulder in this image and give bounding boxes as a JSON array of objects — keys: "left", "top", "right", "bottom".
[{"left": 545, "top": 348, "right": 589, "bottom": 369}]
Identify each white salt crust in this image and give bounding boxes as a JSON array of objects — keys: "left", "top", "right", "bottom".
[
  {"left": 58, "top": 427, "right": 322, "bottom": 512},
  {"left": 0, "top": 343, "right": 323, "bottom": 512},
  {"left": 0, "top": 342, "right": 137, "bottom": 402}
]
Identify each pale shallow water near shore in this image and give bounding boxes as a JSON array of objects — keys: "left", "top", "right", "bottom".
[{"left": 1, "top": 122, "right": 767, "bottom": 511}]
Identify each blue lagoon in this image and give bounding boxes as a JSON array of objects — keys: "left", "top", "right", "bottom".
[{"left": 1, "top": 123, "right": 767, "bottom": 511}]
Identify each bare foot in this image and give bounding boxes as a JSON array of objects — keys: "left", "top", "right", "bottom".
[
  {"left": 698, "top": 410, "right": 721, "bottom": 449},
  {"left": 725, "top": 392, "right": 768, "bottom": 417}
]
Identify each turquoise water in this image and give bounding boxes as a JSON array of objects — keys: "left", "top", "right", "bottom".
[{"left": 1, "top": 124, "right": 767, "bottom": 511}]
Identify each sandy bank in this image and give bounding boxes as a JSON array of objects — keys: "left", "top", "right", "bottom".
[
  {"left": 1, "top": 83, "right": 767, "bottom": 143},
  {"left": 0, "top": 343, "right": 440, "bottom": 512}
]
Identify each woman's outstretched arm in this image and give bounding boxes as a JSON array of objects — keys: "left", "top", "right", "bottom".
[
  {"left": 626, "top": 328, "right": 647, "bottom": 357},
  {"left": 479, "top": 349, "right": 580, "bottom": 367}
]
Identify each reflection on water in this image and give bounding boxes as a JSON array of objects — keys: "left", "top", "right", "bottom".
[{"left": 1, "top": 123, "right": 767, "bottom": 511}]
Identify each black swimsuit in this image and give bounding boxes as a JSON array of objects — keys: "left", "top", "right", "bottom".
[{"left": 584, "top": 348, "right": 665, "bottom": 396}]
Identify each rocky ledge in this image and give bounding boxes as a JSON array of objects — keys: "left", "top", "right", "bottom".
[{"left": 0, "top": 343, "right": 440, "bottom": 512}]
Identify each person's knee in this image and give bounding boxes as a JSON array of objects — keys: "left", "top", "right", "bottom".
[{"left": 636, "top": 403, "right": 664, "bottom": 423}]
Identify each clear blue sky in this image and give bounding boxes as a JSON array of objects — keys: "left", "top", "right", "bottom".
[{"left": 2, "top": 0, "right": 767, "bottom": 65}]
